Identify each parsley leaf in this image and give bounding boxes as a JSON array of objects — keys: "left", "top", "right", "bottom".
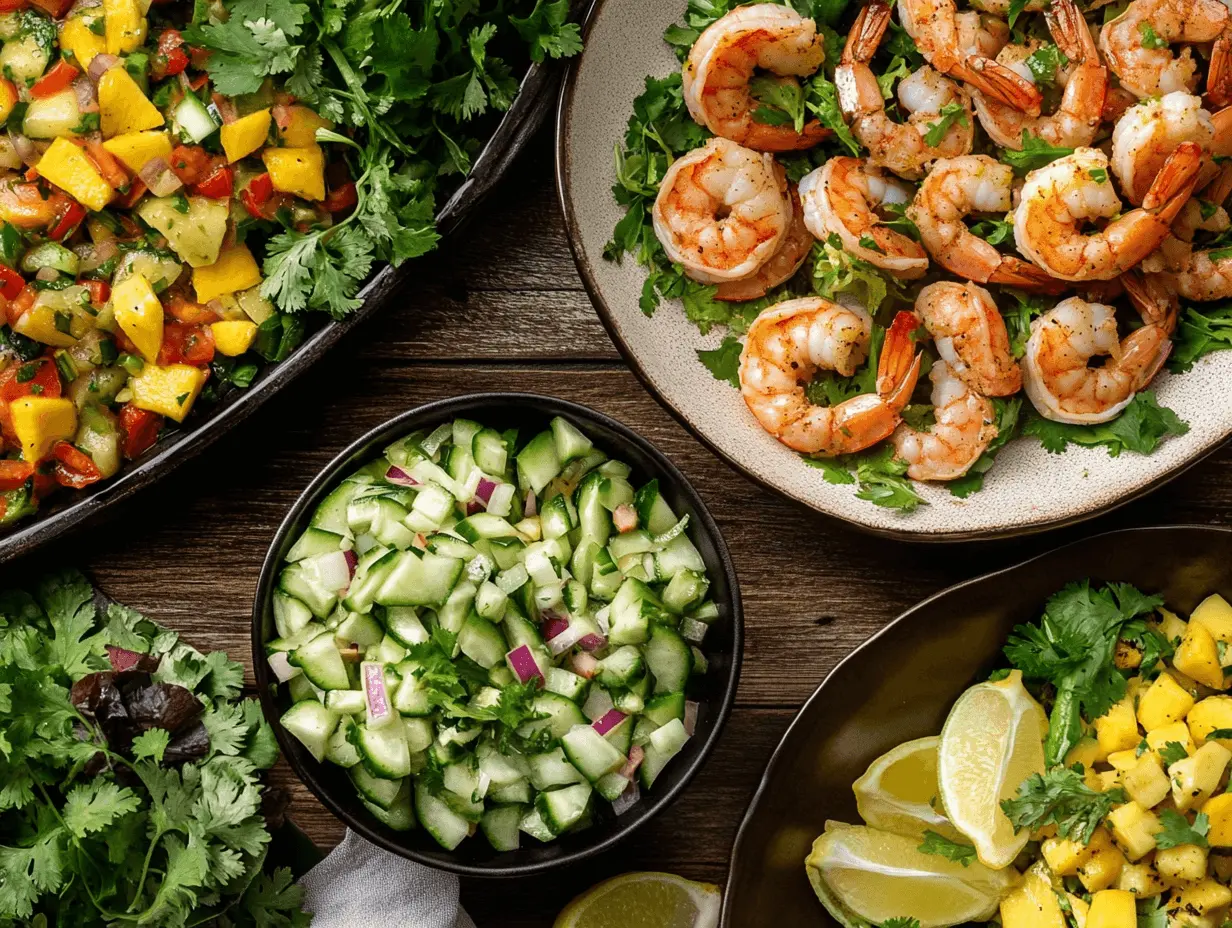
[
  {"left": 509, "top": 0, "right": 583, "bottom": 62},
  {"left": 876, "top": 54, "right": 913, "bottom": 100},
  {"left": 750, "top": 74, "right": 807, "bottom": 133},
  {"left": 1159, "top": 741, "right": 1189, "bottom": 766},
  {"left": 999, "top": 288, "right": 1047, "bottom": 358},
  {"left": 970, "top": 217, "right": 1014, "bottom": 245},
  {"left": 805, "top": 73, "right": 861, "bottom": 156},
  {"left": 1001, "top": 765, "right": 1128, "bottom": 843},
  {"left": 1155, "top": 809, "right": 1210, "bottom": 849},
  {"left": 918, "top": 830, "right": 978, "bottom": 866},
  {"left": 697, "top": 335, "right": 743, "bottom": 388},
  {"left": 801, "top": 454, "right": 858, "bottom": 484},
  {"left": 923, "top": 101, "right": 969, "bottom": 147},
  {"left": 1023, "top": 391, "right": 1189, "bottom": 457},
  {"left": 1002, "top": 132, "right": 1076, "bottom": 175},
  {"left": 1170, "top": 302, "right": 1232, "bottom": 373},
  {"left": 1025, "top": 43, "right": 1070, "bottom": 85},
  {"left": 1139, "top": 22, "right": 1169, "bottom": 49}
]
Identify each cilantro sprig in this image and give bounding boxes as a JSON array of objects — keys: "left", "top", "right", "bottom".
[{"left": 1002, "top": 765, "right": 1127, "bottom": 845}]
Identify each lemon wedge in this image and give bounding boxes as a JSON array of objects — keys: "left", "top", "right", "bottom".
[
  {"left": 553, "top": 872, "right": 721, "bottom": 928},
  {"left": 854, "top": 736, "right": 963, "bottom": 841}
]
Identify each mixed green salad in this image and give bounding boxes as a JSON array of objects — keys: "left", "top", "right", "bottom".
[
  {"left": 268, "top": 415, "right": 718, "bottom": 851},
  {"left": 0, "top": 569, "right": 309, "bottom": 926}
]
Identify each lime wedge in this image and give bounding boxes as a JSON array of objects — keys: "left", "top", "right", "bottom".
[
  {"left": 854, "top": 736, "right": 963, "bottom": 841},
  {"left": 553, "top": 872, "right": 721, "bottom": 928}
]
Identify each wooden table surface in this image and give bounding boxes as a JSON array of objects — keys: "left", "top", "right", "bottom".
[{"left": 17, "top": 128, "right": 1232, "bottom": 926}]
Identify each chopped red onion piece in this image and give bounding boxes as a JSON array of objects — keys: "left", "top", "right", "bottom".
[
  {"left": 524, "top": 490, "right": 537, "bottom": 517},
  {"left": 591, "top": 709, "right": 626, "bottom": 736},
  {"left": 35, "top": 266, "right": 59, "bottom": 282},
  {"left": 684, "top": 701, "right": 699, "bottom": 737},
  {"left": 385, "top": 465, "right": 420, "bottom": 487},
  {"left": 541, "top": 612, "right": 569, "bottom": 641},
  {"left": 569, "top": 651, "right": 598, "bottom": 679},
  {"left": 466, "top": 500, "right": 484, "bottom": 516},
  {"left": 361, "top": 661, "right": 394, "bottom": 727},
  {"left": 547, "top": 622, "right": 588, "bottom": 656},
  {"left": 73, "top": 76, "right": 98, "bottom": 111},
  {"left": 343, "top": 549, "right": 358, "bottom": 574},
  {"left": 577, "top": 633, "right": 607, "bottom": 652},
  {"left": 205, "top": 298, "right": 226, "bottom": 316},
  {"left": 87, "top": 53, "right": 120, "bottom": 83},
  {"left": 506, "top": 644, "right": 544, "bottom": 685},
  {"left": 475, "top": 477, "right": 497, "bottom": 504},
  {"left": 613, "top": 503, "right": 639, "bottom": 534},
  {"left": 311, "top": 550, "right": 351, "bottom": 592},
  {"left": 138, "top": 157, "right": 183, "bottom": 196},
  {"left": 267, "top": 651, "right": 300, "bottom": 683},
  {"left": 620, "top": 744, "right": 645, "bottom": 780},
  {"left": 611, "top": 779, "right": 641, "bottom": 816}
]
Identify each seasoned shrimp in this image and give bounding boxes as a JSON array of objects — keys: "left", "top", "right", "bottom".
[
  {"left": 1012, "top": 144, "right": 1203, "bottom": 281},
  {"left": 972, "top": 0, "right": 1107, "bottom": 151},
  {"left": 652, "top": 137, "right": 793, "bottom": 284},
  {"left": 915, "top": 280, "right": 1024, "bottom": 395},
  {"left": 683, "top": 4, "right": 828, "bottom": 151},
  {"left": 1156, "top": 249, "right": 1232, "bottom": 300},
  {"left": 739, "top": 302, "right": 923, "bottom": 455},
  {"left": 897, "top": 0, "right": 1043, "bottom": 114},
  {"left": 892, "top": 359, "right": 997, "bottom": 480},
  {"left": 715, "top": 187, "right": 813, "bottom": 300},
  {"left": 1021, "top": 296, "right": 1173, "bottom": 423},
  {"left": 1111, "top": 92, "right": 1215, "bottom": 205},
  {"left": 798, "top": 157, "right": 930, "bottom": 277},
  {"left": 836, "top": 2, "right": 974, "bottom": 180},
  {"left": 908, "top": 155, "right": 1066, "bottom": 293},
  {"left": 1098, "top": 0, "right": 1230, "bottom": 100},
  {"left": 955, "top": 10, "right": 1011, "bottom": 60}
]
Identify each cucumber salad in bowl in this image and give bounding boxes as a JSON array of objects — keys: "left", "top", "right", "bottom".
[{"left": 265, "top": 415, "right": 719, "bottom": 852}]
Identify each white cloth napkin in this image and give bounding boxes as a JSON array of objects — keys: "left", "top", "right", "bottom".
[{"left": 299, "top": 829, "right": 477, "bottom": 928}]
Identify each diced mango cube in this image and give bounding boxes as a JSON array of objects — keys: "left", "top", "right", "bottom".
[
  {"left": 129, "top": 363, "right": 206, "bottom": 422},
  {"left": 1202, "top": 793, "right": 1232, "bottom": 847},
  {"left": 1117, "top": 860, "right": 1166, "bottom": 897},
  {"left": 1147, "top": 721, "right": 1195, "bottom": 755},
  {"left": 1001, "top": 863, "right": 1066, "bottom": 928},
  {"left": 1108, "top": 749, "right": 1141, "bottom": 771},
  {"left": 1107, "top": 803, "right": 1163, "bottom": 860},
  {"left": 14, "top": 302, "right": 78, "bottom": 348},
  {"left": 1169, "top": 879, "right": 1232, "bottom": 915},
  {"left": 1169, "top": 741, "right": 1231, "bottom": 811},
  {"left": 275, "top": 105, "right": 333, "bottom": 147},
  {"left": 1193, "top": 595, "right": 1232, "bottom": 643},
  {"left": 103, "top": 0, "right": 145, "bottom": 55},
  {"left": 1043, "top": 833, "right": 1096, "bottom": 876},
  {"left": 59, "top": 15, "right": 106, "bottom": 70},
  {"left": 1087, "top": 890, "right": 1136, "bottom": 928},
  {"left": 1155, "top": 844, "right": 1208, "bottom": 886},
  {"left": 102, "top": 130, "right": 171, "bottom": 174},
  {"left": 263, "top": 146, "right": 325, "bottom": 201},
  {"left": 1077, "top": 828, "right": 1126, "bottom": 892},
  {"left": 1175, "top": 620, "right": 1228, "bottom": 690},
  {"left": 112, "top": 273, "right": 163, "bottom": 362},
  {"left": 1189, "top": 696, "right": 1232, "bottom": 748},
  {"left": 36, "top": 138, "right": 113, "bottom": 212},
  {"left": 1098, "top": 698, "right": 1142, "bottom": 755},
  {"left": 193, "top": 245, "right": 262, "bottom": 304},
  {"left": 210, "top": 320, "right": 257, "bottom": 357},
  {"left": 220, "top": 108, "right": 271, "bottom": 163},
  {"left": 1159, "top": 608, "right": 1189, "bottom": 644},
  {"left": 99, "top": 67, "right": 163, "bottom": 138},
  {"left": 1095, "top": 769, "right": 1122, "bottom": 792},
  {"left": 1068, "top": 734, "right": 1107, "bottom": 769},
  {"left": 10, "top": 397, "right": 76, "bottom": 463},
  {"left": 1139, "top": 674, "right": 1196, "bottom": 731},
  {"left": 1123, "top": 752, "right": 1171, "bottom": 808}
]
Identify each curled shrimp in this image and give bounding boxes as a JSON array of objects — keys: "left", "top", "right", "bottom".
[
  {"left": 1098, "top": 0, "right": 1230, "bottom": 100},
  {"left": 915, "top": 280, "right": 1024, "bottom": 395},
  {"left": 972, "top": 0, "right": 1107, "bottom": 151},
  {"left": 1021, "top": 295, "right": 1173, "bottom": 424},
  {"left": 1155, "top": 248, "right": 1232, "bottom": 300},
  {"left": 892, "top": 358, "right": 998, "bottom": 480},
  {"left": 908, "top": 154, "right": 1066, "bottom": 293},
  {"left": 798, "top": 156, "right": 930, "bottom": 278},
  {"left": 715, "top": 187, "right": 813, "bottom": 301},
  {"left": 652, "top": 137, "right": 792, "bottom": 284},
  {"left": 1012, "top": 143, "right": 1203, "bottom": 281},
  {"left": 836, "top": 1, "right": 974, "bottom": 180},
  {"left": 739, "top": 301, "right": 923, "bottom": 455},
  {"left": 896, "top": 0, "right": 1043, "bottom": 114},
  {"left": 1111, "top": 92, "right": 1215, "bottom": 206},
  {"left": 683, "top": 4, "right": 828, "bottom": 151}
]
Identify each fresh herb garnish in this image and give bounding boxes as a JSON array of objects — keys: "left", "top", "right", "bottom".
[
  {"left": 1154, "top": 810, "right": 1210, "bottom": 849},
  {"left": 917, "top": 830, "right": 978, "bottom": 866},
  {"left": 1023, "top": 391, "right": 1189, "bottom": 457},
  {"left": 923, "top": 101, "right": 969, "bottom": 147},
  {"left": 1002, "top": 765, "right": 1129, "bottom": 843},
  {"left": 1159, "top": 741, "right": 1190, "bottom": 765},
  {"left": 1001, "top": 132, "right": 1076, "bottom": 175}
]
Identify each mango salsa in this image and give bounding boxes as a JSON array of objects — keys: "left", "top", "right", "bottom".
[
  {"left": 10, "top": 397, "right": 77, "bottom": 463},
  {"left": 210, "top": 320, "right": 258, "bottom": 357},
  {"left": 36, "top": 139, "right": 114, "bottom": 212},
  {"left": 193, "top": 245, "right": 262, "bottom": 303},
  {"left": 102, "top": 130, "right": 172, "bottom": 174},
  {"left": 220, "top": 109, "right": 271, "bottom": 163},
  {"left": 103, "top": 0, "right": 146, "bottom": 55},
  {"left": 112, "top": 273, "right": 164, "bottom": 362},
  {"left": 129, "top": 363, "right": 207, "bottom": 422},
  {"left": 99, "top": 68, "right": 164, "bottom": 138},
  {"left": 263, "top": 146, "right": 326, "bottom": 201},
  {"left": 60, "top": 15, "right": 107, "bottom": 70},
  {"left": 276, "top": 105, "right": 333, "bottom": 147}
]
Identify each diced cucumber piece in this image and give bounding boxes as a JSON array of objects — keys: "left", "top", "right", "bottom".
[
  {"left": 481, "top": 804, "right": 524, "bottom": 851},
  {"left": 279, "top": 562, "right": 337, "bottom": 619},
  {"left": 272, "top": 590, "right": 315, "bottom": 638},
  {"left": 643, "top": 691, "right": 686, "bottom": 726},
  {"left": 324, "top": 689, "right": 366, "bottom": 715},
  {"left": 490, "top": 779, "right": 532, "bottom": 804},
  {"left": 603, "top": 716, "right": 634, "bottom": 755},
  {"left": 563, "top": 579, "right": 589, "bottom": 616},
  {"left": 596, "top": 645, "right": 645, "bottom": 689},
  {"left": 455, "top": 513, "right": 519, "bottom": 542},
  {"left": 574, "top": 472, "right": 612, "bottom": 546},
  {"left": 517, "top": 430, "right": 561, "bottom": 494},
  {"left": 609, "top": 529, "right": 654, "bottom": 562},
  {"left": 639, "top": 720, "right": 689, "bottom": 790},
  {"left": 478, "top": 747, "right": 530, "bottom": 787},
  {"left": 451, "top": 417, "right": 483, "bottom": 449},
  {"left": 445, "top": 444, "right": 476, "bottom": 487},
  {"left": 598, "top": 476, "right": 635, "bottom": 512},
  {"left": 517, "top": 692, "right": 587, "bottom": 741},
  {"left": 174, "top": 92, "right": 219, "bottom": 142},
  {"left": 596, "top": 771, "right": 631, "bottom": 803},
  {"left": 355, "top": 722, "right": 411, "bottom": 779},
  {"left": 539, "top": 494, "right": 574, "bottom": 540},
  {"left": 342, "top": 547, "right": 397, "bottom": 613},
  {"left": 644, "top": 625, "right": 692, "bottom": 694},
  {"left": 613, "top": 690, "right": 645, "bottom": 715},
  {"left": 325, "top": 716, "right": 361, "bottom": 767},
  {"left": 311, "top": 480, "right": 363, "bottom": 535},
  {"left": 662, "top": 569, "right": 709, "bottom": 615},
  {"left": 350, "top": 765, "right": 403, "bottom": 809},
  {"left": 415, "top": 780, "right": 470, "bottom": 850},
  {"left": 443, "top": 762, "right": 484, "bottom": 805},
  {"left": 536, "top": 782, "right": 592, "bottom": 834},
  {"left": 458, "top": 614, "right": 506, "bottom": 669},
  {"left": 527, "top": 748, "right": 586, "bottom": 789},
  {"left": 607, "top": 578, "right": 663, "bottom": 645},
  {"left": 652, "top": 533, "right": 706, "bottom": 580},
  {"left": 561, "top": 725, "right": 625, "bottom": 782},
  {"left": 287, "top": 527, "right": 345, "bottom": 562},
  {"left": 633, "top": 479, "right": 678, "bottom": 534},
  {"left": 649, "top": 717, "right": 689, "bottom": 755},
  {"left": 472, "top": 428, "right": 509, "bottom": 475},
  {"left": 384, "top": 606, "right": 429, "bottom": 647},
  {"left": 425, "top": 535, "right": 479, "bottom": 560},
  {"left": 518, "top": 806, "right": 556, "bottom": 843},
  {"left": 290, "top": 631, "right": 351, "bottom": 690},
  {"left": 489, "top": 536, "right": 526, "bottom": 571},
  {"left": 503, "top": 609, "right": 543, "bottom": 651},
  {"left": 690, "top": 600, "right": 720, "bottom": 623},
  {"left": 550, "top": 416, "right": 592, "bottom": 464},
  {"left": 474, "top": 581, "right": 507, "bottom": 621},
  {"left": 393, "top": 668, "right": 432, "bottom": 717},
  {"left": 544, "top": 666, "right": 589, "bottom": 702},
  {"left": 287, "top": 673, "right": 318, "bottom": 703},
  {"left": 375, "top": 551, "right": 463, "bottom": 607},
  {"left": 369, "top": 635, "right": 407, "bottom": 665},
  {"left": 407, "top": 483, "right": 454, "bottom": 531},
  {"left": 334, "top": 611, "right": 384, "bottom": 648},
  {"left": 280, "top": 700, "right": 339, "bottom": 761},
  {"left": 364, "top": 780, "right": 415, "bottom": 831},
  {"left": 437, "top": 580, "right": 478, "bottom": 636}
]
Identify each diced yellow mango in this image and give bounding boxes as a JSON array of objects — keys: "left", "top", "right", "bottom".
[
  {"left": 99, "top": 67, "right": 163, "bottom": 138},
  {"left": 1189, "top": 696, "right": 1232, "bottom": 748},
  {"left": 1175, "top": 620, "right": 1228, "bottom": 690},
  {"left": 263, "top": 146, "right": 325, "bottom": 201},
  {"left": 1155, "top": 844, "right": 1208, "bottom": 886},
  {"left": 1000, "top": 863, "right": 1066, "bottom": 928},
  {"left": 1117, "top": 860, "right": 1166, "bottom": 897},
  {"left": 1108, "top": 749, "right": 1141, "bottom": 771},
  {"left": 36, "top": 138, "right": 113, "bottom": 212},
  {"left": 210, "top": 320, "right": 257, "bottom": 357},
  {"left": 10, "top": 397, "right": 76, "bottom": 463},
  {"left": 1098, "top": 698, "right": 1142, "bottom": 755},
  {"left": 276, "top": 105, "right": 333, "bottom": 147},
  {"left": 1159, "top": 608, "right": 1189, "bottom": 644},
  {"left": 1087, "top": 890, "right": 1136, "bottom": 928},
  {"left": 129, "top": 363, "right": 206, "bottom": 422},
  {"left": 1147, "top": 722, "right": 1195, "bottom": 755},
  {"left": 1169, "top": 741, "right": 1231, "bottom": 811},
  {"left": 220, "top": 108, "right": 271, "bottom": 163},
  {"left": 1193, "top": 595, "right": 1232, "bottom": 643},
  {"left": 1078, "top": 836, "right": 1126, "bottom": 893},
  {"left": 1043, "top": 834, "right": 1096, "bottom": 876},
  {"left": 1069, "top": 894, "right": 1091, "bottom": 928},
  {"left": 1095, "top": 769, "right": 1122, "bottom": 792},
  {"left": 1124, "top": 752, "right": 1172, "bottom": 808},
  {"left": 1107, "top": 803, "right": 1164, "bottom": 861},
  {"left": 103, "top": 0, "right": 145, "bottom": 55},
  {"left": 1139, "top": 674, "right": 1197, "bottom": 731},
  {"left": 1169, "top": 879, "right": 1232, "bottom": 915},
  {"left": 60, "top": 15, "right": 106, "bottom": 70},
  {"left": 102, "top": 130, "right": 171, "bottom": 174},
  {"left": 111, "top": 273, "right": 163, "bottom": 362},
  {"left": 1202, "top": 793, "right": 1232, "bottom": 847},
  {"left": 13, "top": 303, "right": 78, "bottom": 348},
  {"left": 1115, "top": 639, "right": 1144, "bottom": 670},
  {"left": 1068, "top": 735, "right": 1107, "bottom": 769},
  {"left": 193, "top": 245, "right": 262, "bottom": 304}
]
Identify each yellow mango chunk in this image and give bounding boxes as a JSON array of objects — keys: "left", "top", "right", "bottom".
[
  {"left": 36, "top": 138, "right": 113, "bottom": 212},
  {"left": 102, "top": 130, "right": 172, "bottom": 174},
  {"left": 1189, "top": 696, "right": 1232, "bottom": 748},
  {"left": 276, "top": 105, "right": 333, "bottom": 147},
  {"left": 1170, "top": 879, "right": 1232, "bottom": 915},
  {"left": 1107, "top": 803, "right": 1163, "bottom": 861},
  {"left": 1087, "top": 890, "right": 1136, "bottom": 928},
  {"left": 112, "top": 273, "right": 163, "bottom": 362},
  {"left": 1155, "top": 844, "right": 1208, "bottom": 886},
  {"left": 1193, "top": 595, "right": 1232, "bottom": 642},
  {"left": 1202, "top": 793, "right": 1232, "bottom": 847},
  {"left": 1078, "top": 833, "right": 1126, "bottom": 893},
  {"left": 1067, "top": 735, "right": 1106, "bottom": 769},
  {"left": 1043, "top": 834, "right": 1096, "bottom": 876},
  {"left": 1117, "top": 861, "right": 1165, "bottom": 897},
  {"left": 10, "top": 397, "right": 76, "bottom": 463},
  {"left": 13, "top": 303, "right": 78, "bottom": 348},
  {"left": 98, "top": 67, "right": 163, "bottom": 138},
  {"left": 60, "top": 15, "right": 106, "bottom": 70},
  {"left": 1170, "top": 741, "right": 1231, "bottom": 811},
  {"left": 220, "top": 108, "right": 271, "bottom": 163},
  {"left": 1097, "top": 698, "right": 1141, "bottom": 755},
  {"left": 210, "top": 320, "right": 258, "bottom": 357},
  {"left": 1123, "top": 752, "right": 1171, "bottom": 808},
  {"left": 1139, "top": 673, "right": 1196, "bottom": 731},
  {"left": 129, "top": 363, "right": 206, "bottom": 422},
  {"left": 263, "top": 146, "right": 325, "bottom": 201},
  {"left": 1147, "top": 721, "right": 1195, "bottom": 755},
  {"left": 1001, "top": 863, "right": 1066, "bottom": 928},
  {"left": 103, "top": 0, "right": 145, "bottom": 55},
  {"left": 1175, "top": 620, "right": 1228, "bottom": 690},
  {"left": 193, "top": 246, "right": 262, "bottom": 304},
  {"left": 1107, "top": 749, "right": 1140, "bottom": 771}
]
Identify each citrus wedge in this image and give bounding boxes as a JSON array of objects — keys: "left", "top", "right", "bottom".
[
  {"left": 937, "top": 670, "right": 1046, "bottom": 869},
  {"left": 806, "top": 822, "right": 1017, "bottom": 928},
  {"left": 553, "top": 872, "right": 721, "bottom": 928},
  {"left": 853, "top": 736, "right": 963, "bottom": 841}
]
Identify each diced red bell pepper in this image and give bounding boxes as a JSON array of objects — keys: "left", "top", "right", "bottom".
[
  {"left": 0, "top": 265, "right": 25, "bottom": 301},
  {"left": 0, "top": 459, "right": 32, "bottom": 490},
  {"left": 79, "top": 278, "right": 110, "bottom": 305},
  {"left": 4, "top": 285, "right": 34, "bottom": 326},
  {"left": 0, "top": 357, "right": 61, "bottom": 402},
  {"left": 151, "top": 29, "right": 189, "bottom": 80},
  {"left": 0, "top": 0, "right": 28, "bottom": 12},
  {"left": 29, "top": 0, "right": 69, "bottom": 16},
  {"left": 322, "top": 181, "right": 357, "bottom": 215},
  {"left": 84, "top": 140, "right": 129, "bottom": 190},
  {"left": 30, "top": 59, "right": 79, "bottom": 98},
  {"left": 168, "top": 144, "right": 211, "bottom": 186},
  {"left": 53, "top": 441, "right": 101, "bottom": 488},
  {"left": 157, "top": 322, "right": 214, "bottom": 366},
  {"left": 192, "top": 162, "right": 233, "bottom": 199},
  {"left": 118, "top": 404, "right": 161, "bottom": 460},
  {"left": 113, "top": 178, "right": 147, "bottom": 210},
  {"left": 241, "top": 172, "right": 274, "bottom": 218},
  {"left": 48, "top": 201, "right": 86, "bottom": 241}
]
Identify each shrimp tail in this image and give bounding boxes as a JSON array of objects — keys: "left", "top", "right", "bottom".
[
  {"left": 1141, "top": 140, "right": 1204, "bottom": 213},
  {"left": 842, "top": 1, "right": 892, "bottom": 66},
  {"left": 877, "top": 310, "right": 924, "bottom": 412},
  {"left": 1122, "top": 269, "right": 1180, "bottom": 334},
  {"left": 953, "top": 58, "right": 1044, "bottom": 117},
  {"left": 741, "top": 120, "right": 833, "bottom": 152},
  {"left": 1209, "top": 32, "right": 1232, "bottom": 110},
  {"left": 1046, "top": 0, "right": 1099, "bottom": 62},
  {"left": 988, "top": 258, "right": 1071, "bottom": 294}
]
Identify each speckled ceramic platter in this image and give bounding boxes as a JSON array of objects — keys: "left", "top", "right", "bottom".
[{"left": 555, "top": 0, "right": 1232, "bottom": 541}]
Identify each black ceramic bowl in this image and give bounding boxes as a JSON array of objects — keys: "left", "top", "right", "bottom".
[
  {"left": 253, "top": 392, "right": 743, "bottom": 876},
  {"left": 720, "top": 525, "right": 1232, "bottom": 926}
]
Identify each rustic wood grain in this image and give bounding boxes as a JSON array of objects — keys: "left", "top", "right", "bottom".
[{"left": 11, "top": 129, "right": 1232, "bottom": 927}]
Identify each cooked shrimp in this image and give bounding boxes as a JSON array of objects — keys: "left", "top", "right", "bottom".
[
  {"left": 897, "top": 0, "right": 1043, "bottom": 114},
  {"left": 915, "top": 280, "right": 1024, "bottom": 396},
  {"left": 1111, "top": 92, "right": 1215, "bottom": 205},
  {"left": 715, "top": 187, "right": 813, "bottom": 300},
  {"left": 836, "top": 2, "right": 974, "bottom": 180},
  {"left": 1012, "top": 144, "right": 1203, "bottom": 281},
  {"left": 892, "top": 359, "right": 997, "bottom": 480},
  {"left": 1157, "top": 249, "right": 1232, "bottom": 300},
  {"left": 955, "top": 10, "right": 1011, "bottom": 60},
  {"left": 798, "top": 157, "right": 930, "bottom": 277},
  {"left": 1021, "top": 296, "right": 1173, "bottom": 423},
  {"left": 908, "top": 155, "right": 1066, "bottom": 293},
  {"left": 740, "top": 303, "right": 923, "bottom": 455},
  {"left": 1098, "top": 0, "right": 1230, "bottom": 100},
  {"left": 683, "top": 4, "right": 828, "bottom": 151},
  {"left": 972, "top": 0, "right": 1107, "bottom": 151},
  {"left": 652, "top": 137, "right": 792, "bottom": 284}
]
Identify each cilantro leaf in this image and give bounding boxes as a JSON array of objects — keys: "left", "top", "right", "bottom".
[
  {"left": 923, "top": 101, "right": 969, "bottom": 147},
  {"left": 750, "top": 74, "right": 807, "bottom": 133},
  {"left": 1023, "top": 391, "right": 1189, "bottom": 458},
  {"left": 917, "top": 830, "right": 977, "bottom": 866},
  {"left": 1001, "top": 132, "right": 1076, "bottom": 175},
  {"left": 1139, "top": 22, "right": 1168, "bottom": 49},
  {"left": 697, "top": 335, "right": 743, "bottom": 388},
  {"left": 1025, "top": 44, "right": 1070, "bottom": 85},
  {"left": 1159, "top": 741, "right": 1189, "bottom": 765},
  {"left": 509, "top": 0, "right": 583, "bottom": 63},
  {"left": 970, "top": 218, "right": 1014, "bottom": 245},
  {"left": 61, "top": 781, "right": 142, "bottom": 838},
  {"left": 805, "top": 73, "right": 861, "bottom": 156},
  {"left": 854, "top": 444, "right": 926, "bottom": 513},
  {"left": 876, "top": 55, "right": 912, "bottom": 100},
  {"left": 132, "top": 728, "right": 171, "bottom": 763},
  {"left": 802, "top": 454, "right": 857, "bottom": 484},
  {"left": 241, "top": 866, "right": 312, "bottom": 927},
  {"left": 1001, "top": 765, "right": 1128, "bottom": 844},
  {"left": 882, "top": 920, "right": 922, "bottom": 928},
  {"left": 1155, "top": 809, "right": 1210, "bottom": 849},
  {"left": 184, "top": 0, "right": 309, "bottom": 96},
  {"left": 1170, "top": 303, "right": 1232, "bottom": 373}
]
